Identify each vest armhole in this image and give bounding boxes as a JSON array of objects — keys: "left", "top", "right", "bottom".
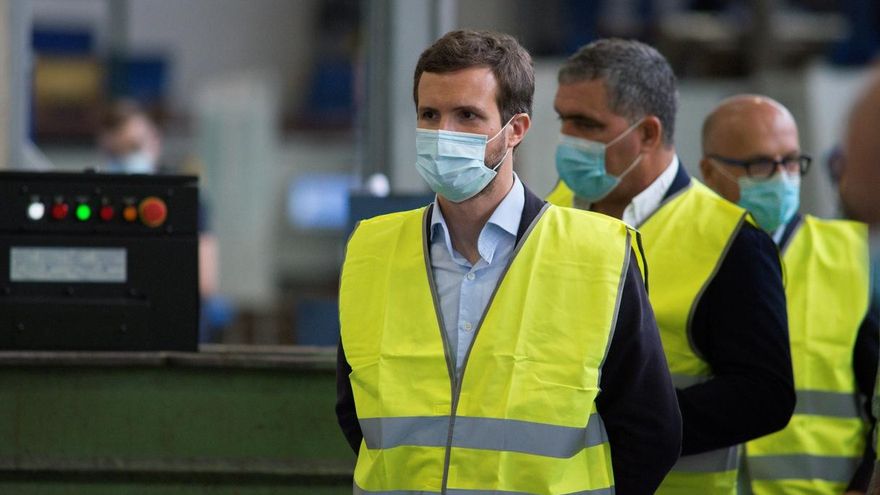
[
  {"left": 684, "top": 211, "right": 748, "bottom": 362},
  {"left": 597, "top": 229, "right": 634, "bottom": 385},
  {"left": 339, "top": 219, "right": 363, "bottom": 289},
  {"left": 631, "top": 229, "right": 649, "bottom": 294}
]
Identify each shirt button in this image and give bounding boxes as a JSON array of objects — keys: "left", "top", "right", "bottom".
[
  {"left": 463, "top": 322, "right": 473, "bottom": 331},
  {"left": 466, "top": 272, "right": 475, "bottom": 280}
]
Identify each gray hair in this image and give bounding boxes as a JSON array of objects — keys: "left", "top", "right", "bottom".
[{"left": 558, "top": 39, "right": 678, "bottom": 145}]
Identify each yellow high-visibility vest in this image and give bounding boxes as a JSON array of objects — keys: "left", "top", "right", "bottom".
[
  {"left": 548, "top": 178, "right": 749, "bottom": 495},
  {"left": 547, "top": 180, "right": 575, "bottom": 208},
  {"left": 743, "top": 215, "right": 870, "bottom": 495},
  {"left": 340, "top": 203, "right": 636, "bottom": 494}
]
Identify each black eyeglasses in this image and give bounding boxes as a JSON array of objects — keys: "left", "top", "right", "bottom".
[{"left": 707, "top": 154, "right": 812, "bottom": 179}]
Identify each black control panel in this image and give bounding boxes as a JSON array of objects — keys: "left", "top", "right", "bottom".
[{"left": 0, "top": 171, "right": 199, "bottom": 351}]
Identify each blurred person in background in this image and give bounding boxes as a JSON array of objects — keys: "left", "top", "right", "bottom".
[
  {"left": 547, "top": 38, "right": 794, "bottom": 494},
  {"left": 701, "top": 94, "right": 877, "bottom": 495},
  {"left": 843, "top": 71, "right": 880, "bottom": 495},
  {"left": 98, "top": 100, "right": 164, "bottom": 174},
  {"left": 841, "top": 72, "right": 880, "bottom": 227},
  {"left": 99, "top": 100, "right": 225, "bottom": 341}
]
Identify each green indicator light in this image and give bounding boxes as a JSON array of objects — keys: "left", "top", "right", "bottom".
[{"left": 75, "top": 204, "right": 92, "bottom": 221}]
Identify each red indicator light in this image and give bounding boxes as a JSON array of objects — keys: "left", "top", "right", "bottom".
[
  {"left": 138, "top": 197, "right": 167, "bottom": 228},
  {"left": 100, "top": 205, "right": 115, "bottom": 221},
  {"left": 51, "top": 203, "right": 69, "bottom": 220}
]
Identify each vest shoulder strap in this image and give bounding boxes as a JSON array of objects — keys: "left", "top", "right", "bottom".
[
  {"left": 797, "top": 215, "right": 868, "bottom": 250},
  {"left": 785, "top": 214, "right": 870, "bottom": 307},
  {"left": 347, "top": 207, "right": 428, "bottom": 253},
  {"left": 642, "top": 178, "right": 747, "bottom": 238},
  {"left": 546, "top": 180, "right": 575, "bottom": 207}
]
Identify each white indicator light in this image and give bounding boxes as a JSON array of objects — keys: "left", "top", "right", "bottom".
[{"left": 27, "top": 202, "right": 45, "bottom": 221}]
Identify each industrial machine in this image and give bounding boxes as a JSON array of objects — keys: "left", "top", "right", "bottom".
[{"left": 0, "top": 171, "right": 199, "bottom": 351}]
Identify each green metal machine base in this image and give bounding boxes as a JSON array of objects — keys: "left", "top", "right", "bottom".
[{"left": 0, "top": 345, "right": 354, "bottom": 494}]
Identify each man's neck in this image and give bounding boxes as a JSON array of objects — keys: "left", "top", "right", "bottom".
[
  {"left": 438, "top": 170, "right": 514, "bottom": 265},
  {"left": 591, "top": 148, "right": 676, "bottom": 220},
  {"left": 590, "top": 199, "right": 628, "bottom": 221}
]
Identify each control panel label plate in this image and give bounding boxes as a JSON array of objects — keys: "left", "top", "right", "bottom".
[{"left": 10, "top": 247, "right": 126, "bottom": 283}]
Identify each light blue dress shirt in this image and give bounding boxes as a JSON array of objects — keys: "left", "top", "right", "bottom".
[{"left": 429, "top": 175, "right": 525, "bottom": 374}]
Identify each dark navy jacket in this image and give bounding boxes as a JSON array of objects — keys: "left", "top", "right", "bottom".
[{"left": 658, "top": 165, "right": 795, "bottom": 456}]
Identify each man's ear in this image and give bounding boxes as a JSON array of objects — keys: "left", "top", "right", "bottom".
[
  {"left": 508, "top": 113, "right": 531, "bottom": 148},
  {"left": 700, "top": 157, "right": 717, "bottom": 190},
  {"left": 639, "top": 116, "right": 663, "bottom": 150}
]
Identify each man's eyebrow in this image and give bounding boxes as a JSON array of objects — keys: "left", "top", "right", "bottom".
[
  {"left": 453, "top": 105, "right": 486, "bottom": 115},
  {"left": 417, "top": 104, "right": 487, "bottom": 115},
  {"left": 555, "top": 109, "right": 604, "bottom": 125}
]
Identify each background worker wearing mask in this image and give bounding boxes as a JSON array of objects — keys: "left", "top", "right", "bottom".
[
  {"left": 842, "top": 72, "right": 880, "bottom": 495},
  {"left": 98, "top": 101, "right": 222, "bottom": 339},
  {"left": 547, "top": 39, "right": 794, "bottom": 494},
  {"left": 98, "top": 100, "right": 165, "bottom": 175},
  {"left": 701, "top": 94, "right": 878, "bottom": 495},
  {"left": 336, "top": 29, "right": 681, "bottom": 495}
]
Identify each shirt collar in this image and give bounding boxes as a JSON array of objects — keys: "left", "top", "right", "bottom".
[
  {"left": 430, "top": 174, "right": 524, "bottom": 263},
  {"left": 773, "top": 213, "right": 803, "bottom": 247},
  {"left": 484, "top": 173, "right": 524, "bottom": 237},
  {"left": 771, "top": 223, "right": 786, "bottom": 245},
  {"left": 623, "top": 155, "right": 679, "bottom": 228}
]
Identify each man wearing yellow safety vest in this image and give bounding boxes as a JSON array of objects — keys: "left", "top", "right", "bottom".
[
  {"left": 700, "top": 95, "right": 878, "bottom": 495},
  {"left": 335, "top": 30, "right": 683, "bottom": 495},
  {"left": 547, "top": 39, "right": 795, "bottom": 494}
]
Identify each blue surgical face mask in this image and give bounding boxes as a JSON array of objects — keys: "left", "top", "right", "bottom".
[
  {"left": 555, "top": 118, "right": 644, "bottom": 203},
  {"left": 734, "top": 171, "right": 800, "bottom": 232},
  {"left": 107, "top": 150, "right": 156, "bottom": 174},
  {"left": 415, "top": 117, "right": 514, "bottom": 203}
]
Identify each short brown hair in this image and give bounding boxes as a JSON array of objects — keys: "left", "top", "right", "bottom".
[{"left": 413, "top": 30, "right": 534, "bottom": 124}]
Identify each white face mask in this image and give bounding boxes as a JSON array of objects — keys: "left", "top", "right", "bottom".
[{"left": 415, "top": 116, "right": 516, "bottom": 202}]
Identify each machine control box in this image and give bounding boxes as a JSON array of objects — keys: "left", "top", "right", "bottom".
[{"left": 0, "top": 171, "right": 199, "bottom": 351}]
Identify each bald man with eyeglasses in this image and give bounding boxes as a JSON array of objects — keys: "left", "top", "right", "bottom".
[{"left": 701, "top": 94, "right": 878, "bottom": 495}]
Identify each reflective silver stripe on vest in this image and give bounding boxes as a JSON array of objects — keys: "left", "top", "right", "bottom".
[
  {"left": 359, "top": 413, "right": 608, "bottom": 457},
  {"left": 671, "top": 445, "right": 739, "bottom": 473},
  {"left": 747, "top": 454, "right": 861, "bottom": 483},
  {"left": 452, "top": 414, "right": 608, "bottom": 458},
  {"left": 795, "top": 390, "right": 861, "bottom": 418},
  {"left": 448, "top": 488, "right": 614, "bottom": 495},
  {"left": 670, "top": 373, "right": 708, "bottom": 389},
  {"left": 354, "top": 484, "right": 615, "bottom": 495},
  {"left": 354, "top": 486, "right": 438, "bottom": 495},
  {"left": 360, "top": 415, "right": 448, "bottom": 449}
]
